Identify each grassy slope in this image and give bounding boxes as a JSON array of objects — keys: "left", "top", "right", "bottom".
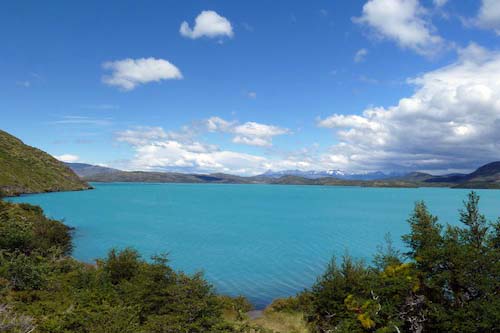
[
  {"left": 0, "top": 130, "right": 90, "bottom": 196},
  {"left": 250, "top": 311, "right": 308, "bottom": 333},
  {"left": 223, "top": 308, "right": 308, "bottom": 333}
]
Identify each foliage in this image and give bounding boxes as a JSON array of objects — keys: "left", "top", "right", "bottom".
[
  {"left": 250, "top": 311, "right": 308, "bottom": 333},
  {"left": 304, "top": 191, "right": 500, "bottom": 332},
  {"left": 1, "top": 187, "right": 499, "bottom": 332},
  {"left": 0, "top": 200, "right": 240, "bottom": 332},
  {"left": 219, "top": 295, "right": 254, "bottom": 322},
  {"left": 0, "top": 201, "right": 72, "bottom": 255},
  {"left": 0, "top": 130, "right": 89, "bottom": 196},
  {"left": 265, "top": 295, "right": 311, "bottom": 314}
]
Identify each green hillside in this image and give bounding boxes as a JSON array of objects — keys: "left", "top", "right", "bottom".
[{"left": 0, "top": 130, "right": 90, "bottom": 196}]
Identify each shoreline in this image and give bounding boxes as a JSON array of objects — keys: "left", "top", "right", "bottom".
[{"left": 86, "top": 180, "right": 500, "bottom": 190}]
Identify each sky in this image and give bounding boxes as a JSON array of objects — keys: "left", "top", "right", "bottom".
[{"left": 1, "top": 0, "right": 500, "bottom": 175}]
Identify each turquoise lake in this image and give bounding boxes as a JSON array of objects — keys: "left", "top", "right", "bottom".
[{"left": 9, "top": 183, "right": 500, "bottom": 308}]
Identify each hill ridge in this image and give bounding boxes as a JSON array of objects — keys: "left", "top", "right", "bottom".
[
  {"left": 74, "top": 161, "right": 500, "bottom": 189},
  {"left": 0, "top": 130, "right": 90, "bottom": 196}
]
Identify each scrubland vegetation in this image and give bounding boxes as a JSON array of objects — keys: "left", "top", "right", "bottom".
[
  {"left": 0, "top": 130, "right": 90, "bottom": 196},
  {"left": 0, "top": 192, "right": 498, "bottom": 332}
]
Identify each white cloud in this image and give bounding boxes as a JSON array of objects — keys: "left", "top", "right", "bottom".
[
  {"left": 205, "top": 117, "right": 234, "bottom": 132},
  {"left": 231, "top": 122, "right": 289, "bottom": 147},
  {"left": 114, "top": 117, "right": 294, "bottom": 174},
  {"left": 50, "top": 116, "right": 112, "bottom": 126},
  {"left": 476, "top": 0, "right": 500, "bottom": 35},
  {"left": 180, "top": 11, "right": 233, "bottom": 39},
  {"left": 115, "top": 126, "right": 302, "bottom": 175},
  {"left": 353, "top": 0, "right": 444, "bottom": 56},
  {"left": 102, "top": 58, "right": 182, "bottom": 91},
  {"left": 195, "top": 117, "right": 289, "bottom": 147},
  {"left": 231, "top": 136, "right": 270, "bottom": 147},
  {"left": 354, "top": 48, "right": 368, "bottom": 63},
  {"left": 55, "top": 154, "right": 80, "bottom": 163},
  {"left": 110, "top": 45, "right": 500, "bottom": 175},
  {"left": 319, "top": 114, "right": 381, "bottom": 130},
  {"left": 433, "top": 0, "right": 448, "bottom": 7},
  {"left": 128, "top": 141, "right": 266, "bottom": 175},
  {"left": 317, "top": 43, "right": 500, "bottom": 173},
  {"left": 116, "top": 126, "right": 168, "bottom": 146},
  {"left": 117, "top": 117, "right": 289, "bottom": 150}
]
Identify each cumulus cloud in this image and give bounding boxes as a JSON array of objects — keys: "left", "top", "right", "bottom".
[
  {"left": 231, "top": 122, "right": 289, "bottom": 147},
  {"left": 476, "top": 0, "right": 500, "bottom": 35},
  {"left": 115, "top": 126, "right": 301, "bottom": 175},
  {"left": 113, "top": 116, "right": 293, "bottom": 174},
  {"left": 55, "top": 154, "right": 80, "bottom": 163},
  {"left": 353, "top": 0, "right": 444, "bottom": 56},
  {"left": 318, "top": 114, "right": 381, "bottom": 130},
  {"left": 173, "top": 116, "right": 289, "bottom": 147},
  {"left": 318, "top": 43, "right": 500, "bottom": 173},
  {"left": 205, "top": 117, "right": 234, "bottom": 133},
  {"left": 117, "top": 117, "right": 289, "bottom": 149},
  {"left": 110, "top": 45, "right": 500, "bottom": 175},
  {"left": 180, "top": 11, "right": 233, "bottom": 39},
  {"left": 354, "top": 48, "right": 368, "bottom": 63},
  {"left": 102, "top": 58, "right": 182, "bottom": 91},
  {"left": 116, "top": 126, "right": 168, "bottom": 146}
]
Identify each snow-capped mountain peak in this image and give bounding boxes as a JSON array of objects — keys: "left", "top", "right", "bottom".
[{"left": 259, "top": 169, "right": 402, "bottom": 180}]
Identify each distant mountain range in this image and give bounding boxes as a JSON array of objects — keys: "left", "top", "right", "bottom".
[
  {"left": 259, "top": 169, "right": 405, "bottom": 181},
  {"left": 67, "top": 162, "right": 500, "bottom": 189},
  {"left": 394, "top": 162, "right": 500, "bottom": 189},
  {"left": 2, "top": 128, "right": 498, "bottom": 196},
  {"left": 64, "top": 162, "right": 120, "bottom": 178}
]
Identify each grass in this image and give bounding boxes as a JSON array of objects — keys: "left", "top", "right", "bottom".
[
  {"left": 0, "top": 130, "right": 89, "bottom": 196},
  {"left": 223, "top": 308, "right": 308, "bottom": 333},
  {"left": 250, "top": 311, "right": 308, "bottom": 333}
]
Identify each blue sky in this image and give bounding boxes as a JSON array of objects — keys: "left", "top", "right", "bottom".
[{"left": 2, "top": 0, "right": 500, "bottom": 175}]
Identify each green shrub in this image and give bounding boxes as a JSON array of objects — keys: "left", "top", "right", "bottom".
[{"left": 0, "top": 202, "right": 72, "bottom": 255}]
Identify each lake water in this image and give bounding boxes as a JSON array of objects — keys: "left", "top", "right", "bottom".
[{"left": 8, "top": 183, "right": 500, "bottom": 308}]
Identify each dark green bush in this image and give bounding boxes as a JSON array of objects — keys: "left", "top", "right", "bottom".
[{"left": 0, "top": 202, "right": 72, "bottom": 255}]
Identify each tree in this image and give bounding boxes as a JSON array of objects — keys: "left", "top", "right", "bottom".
[
  {"left": 402, "top": 201, "right": 443, "bottom": 270},
  {"left": 306, "top": 192, "right": 500, "bottom": 332},
  {"left": 459, "top": 191, "right": 488, "bottom": 249}
]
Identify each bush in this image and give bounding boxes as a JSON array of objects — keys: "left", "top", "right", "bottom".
[
  {"left": 219, "top": 295, "right": 253, "bottom": 314},
  {"left": 0, "top": 202, "right": 72, "bottom": 255},
  {"left": 266, "top": 294, "right": 311, "bottom": 314},
  {"left": 101, "top": 247, "right": 141, "bottom": 284},
  {"left": 0, "top": 251, "right": 48, "bottom": 290}
]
